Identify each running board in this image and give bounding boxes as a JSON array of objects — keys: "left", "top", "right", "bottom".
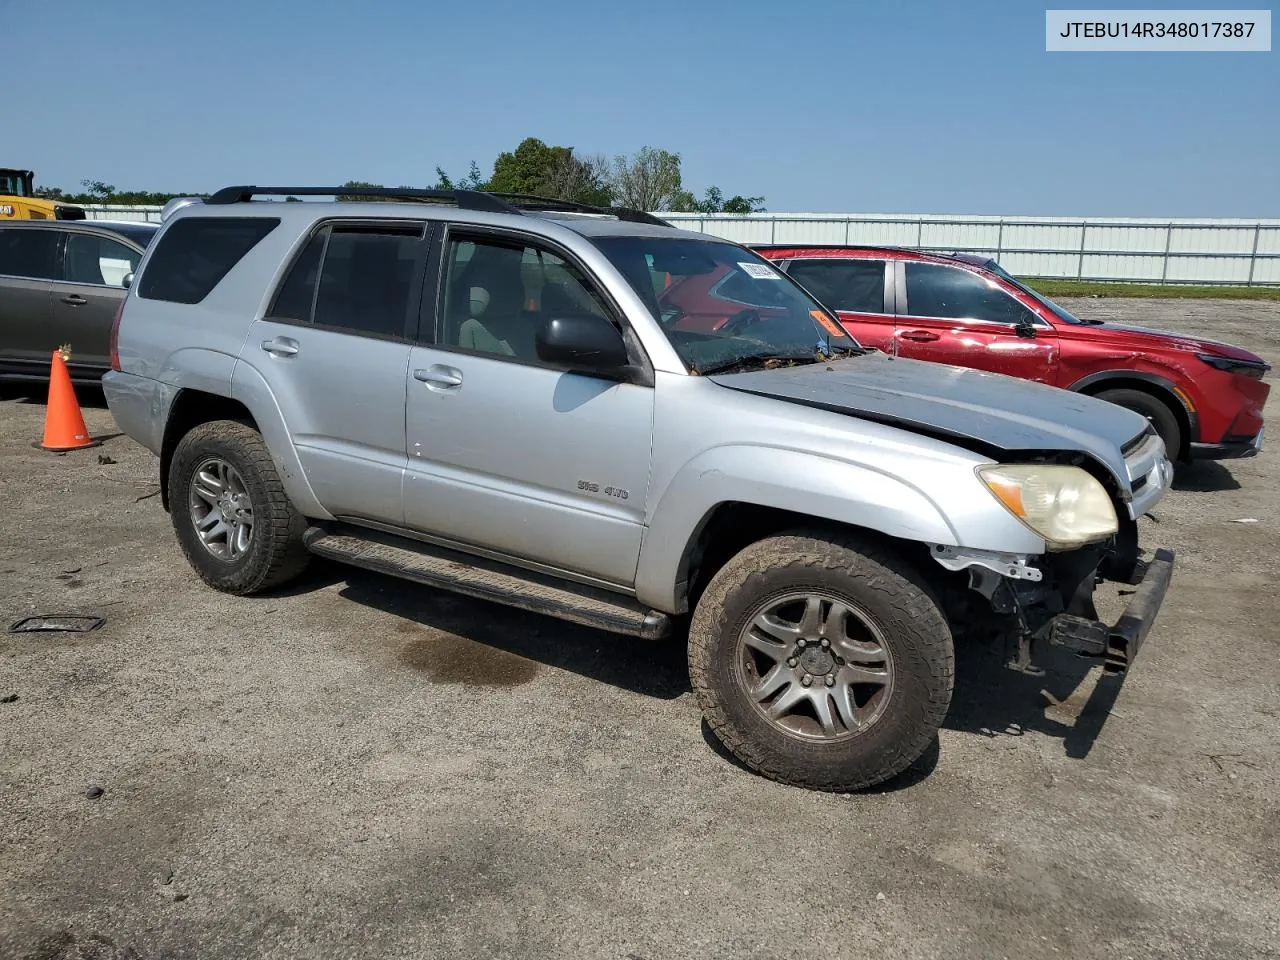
[{"left": 302, "top": 524, "right": 672, "bottom": 640}]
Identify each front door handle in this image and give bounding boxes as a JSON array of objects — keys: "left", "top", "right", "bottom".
[
  {"left": 261, "top": 337, "right": 299, "bottom": 357},
  {"left": 61, "top": 294, "right": 88, "bottom": 306},
  {"left": 899, "top": 329, "right": 940, "bottom": 343},
  {"left": 414, "top": 365, "right": 463, "bottom": 388}
]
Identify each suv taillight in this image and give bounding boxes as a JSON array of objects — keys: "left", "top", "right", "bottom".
[{"left": 109, "top": 300, "right": 125, "bottom": 371}]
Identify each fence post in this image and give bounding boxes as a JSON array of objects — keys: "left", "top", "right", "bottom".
[
  {"left": 771, "top": 218, "right": 776, "bottom": 243},
  {"left": 996, "top": 219, "right": 1004, "bottom": 260},
  {"left": 1076, "top": 222, "right": 1088, "bottom": 280},
  {"left": 845, "top": 218, "right": 851, "bottom": 244},
  {"left": 1159, "top": 222, "right": 1173, "bottom": 283},
  {"left": 916, "top": 219, "right": 923, "bottom": 250},
  {"left": 1247, "top": 223, "right": 1262, "bottom": 286}
]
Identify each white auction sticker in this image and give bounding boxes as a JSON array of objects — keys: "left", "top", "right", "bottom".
[
  {"left": 1046, "top": 9, "right": 1271, "bottom": 50},
  {"left": 739, "top": 262, "right": 781, "bottom": 279}
]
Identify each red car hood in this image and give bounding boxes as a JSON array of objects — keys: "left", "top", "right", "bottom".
[{"left": 1079, "top": 322, "right": 1267, "bottom": 365}]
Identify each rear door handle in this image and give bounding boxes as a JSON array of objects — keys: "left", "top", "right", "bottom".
[
  {"left": 61, "top": 294, "right": 88, "bottom": 306},
  {"left": 261, "top": 337, "right": 299, "bottom": 357},
  {"left": 899, "top": 329, "right": 940, "bottom": 343},
  {"left": 413, "top": 365, "right": 463, "bottom": 388}
]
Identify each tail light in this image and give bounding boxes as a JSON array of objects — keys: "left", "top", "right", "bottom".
[{"left": 109, "top": 299, "right": 125, "bottom": 371}]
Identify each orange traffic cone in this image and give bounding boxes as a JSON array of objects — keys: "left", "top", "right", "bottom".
[{"left": 38, "top": 345, "right": 99, "bottom": 452}]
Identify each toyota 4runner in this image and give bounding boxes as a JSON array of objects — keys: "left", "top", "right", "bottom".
[{"left": 103, "top": 186, "right": 1176, "bottom": 792}]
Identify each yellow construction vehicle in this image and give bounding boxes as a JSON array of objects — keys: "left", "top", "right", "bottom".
[{"left": 0, "top": 168, "right": 85, "bottom": 220}]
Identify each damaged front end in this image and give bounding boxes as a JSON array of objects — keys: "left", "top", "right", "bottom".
[{"left": 932, "top": 517, "right": 1175, "bottom": 678}]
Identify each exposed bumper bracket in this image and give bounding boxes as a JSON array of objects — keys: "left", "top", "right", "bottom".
[{"left": 1046, "top": 548, "right": 1175, "bottom": 674}]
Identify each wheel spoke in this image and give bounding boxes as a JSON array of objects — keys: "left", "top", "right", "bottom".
[
  {"left": 822, "top": 600, "right": 849, "bottom": 639},
  {"left": 751, "top": 611, "right": 800, "bottom": 643},
  {"left": 229, "top": 522, "right": 247, "bottom": 557},
  {"left": 842, "top": 664, "right": 891, "bottom": 686},
  {"left": 744, "top": 627, "right": 789, "bottom": 658},
  {"left": 766, "top": 682, "right": 808, "bottom": 719},
  {"left": 748, "top": 663, "right": 790, "bottom": 702},
  {"left": 797, "top": 595, "right": 823, "bottom": 635},
  {"left": 194, "top": 468, "right": 224, "bottom": 498},
  {"left": 832, "top": 682, "right": 860, "bottom": 732},
  {"left": 812, "top": 691, "right": 840, "bottom": 736},
  {"left": 200, "top": 519, "right": 227, "bottom": 546},
  {"left": 197, "top": 510, "right": 221, "bottom": 532}
]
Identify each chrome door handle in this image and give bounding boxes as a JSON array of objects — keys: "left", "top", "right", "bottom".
[
  {"left": 261, "top": 337, "right": 299, "bottom": 357},
  {"left": 413, "top": 366, "right": 463, "bottom": 387},
  {"left": 61, "top": 294, "right": 88, "bottom": 306}
]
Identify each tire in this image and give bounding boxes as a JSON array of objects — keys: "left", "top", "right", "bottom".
[
  {"left": 688, "top": 530, "right": 954, "bottom": 792},
  {"left": 1095, "top": 388, "right": 1182, "bottom": 459},
  {"left": 167, "top": 419, "right": 310, "bottom": 595}
]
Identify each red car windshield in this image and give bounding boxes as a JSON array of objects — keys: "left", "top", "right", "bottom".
[{"left": 592, "top": 236, "right": 860, "bottom": 373}]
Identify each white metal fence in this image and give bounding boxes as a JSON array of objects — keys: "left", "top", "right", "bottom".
[{"left": 81, "top": 205, "right": 1280, "bottom": 285}]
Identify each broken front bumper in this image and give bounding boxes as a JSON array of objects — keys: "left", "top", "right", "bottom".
[{"left": 1046, "top": 548, "right": 1176, "bottom": 675}]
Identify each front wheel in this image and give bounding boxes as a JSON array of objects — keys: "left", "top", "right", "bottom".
[
  {"left": 688, "top": 531, "right": 954, "bottom": 792},
  {"left": 167, "top": 419, "right": 311, "bottom": 595},
  {"left": 1095, "top": 387, "right": 1183, "bottom": 460}
]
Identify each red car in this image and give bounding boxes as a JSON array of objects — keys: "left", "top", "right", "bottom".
[{"left": 753, "top": 245, "right": 1270, "bottom": 462}]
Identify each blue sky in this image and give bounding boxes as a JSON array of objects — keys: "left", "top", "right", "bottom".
[{"left": 5, "top": 0, "right": 1276, "bottom": 215}]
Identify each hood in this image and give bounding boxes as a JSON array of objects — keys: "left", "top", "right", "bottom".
[
  {"left": 1075, "top": 321, "right": 1267, "bottom": 365},
  {"left": 709, "top": 352, "right": 1151, "bottom": 487}
]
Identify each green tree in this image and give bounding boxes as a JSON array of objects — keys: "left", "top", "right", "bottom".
[
  {"left": 609, "top": 147, "right": 685, "bottom": 211},
  {"left": 672, "top": 185, "right": 766, "bottom": 214},
  {"left": 488, "top": 137, "right": 571, "bottom": 195}
]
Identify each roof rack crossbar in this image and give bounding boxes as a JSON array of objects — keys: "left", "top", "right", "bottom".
[{"left": 205, "top": 185, "right": 520, "bottom": 215}]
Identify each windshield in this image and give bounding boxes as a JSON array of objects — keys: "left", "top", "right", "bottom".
[
  {"left": 591, "top": 236, "right": 862, "bottom": 373},
  {"left": 985, "top": 260, "right": 1085, "bottom": 325}
]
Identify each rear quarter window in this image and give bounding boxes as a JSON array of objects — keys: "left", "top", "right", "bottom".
[{"left": 138, "top": 217, "right": 279, "bottom": 304}]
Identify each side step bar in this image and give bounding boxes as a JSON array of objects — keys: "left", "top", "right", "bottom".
[{"left": 302, "top": 524, "right": 672, "bottom": 640}]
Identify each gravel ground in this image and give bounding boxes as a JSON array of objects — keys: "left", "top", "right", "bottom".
[{"left": 1, "top": 298, "right": 1277, "bottom": 960}]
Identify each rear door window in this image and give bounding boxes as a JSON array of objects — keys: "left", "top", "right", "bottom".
[
  {"left": 267, "top": 222, "right": 426, "bottom": 340},
  {"left": 137, "top": 217, "right": 279, "bottom": 304},
  {"left": 0, "top": 228, "right": 59, "bottom": 280},
  {"left": 786, "top": 259, "right": 887, "bottom": 313},
  {"left": 62, "top": 233, "right": 142, "bottom": 287}
]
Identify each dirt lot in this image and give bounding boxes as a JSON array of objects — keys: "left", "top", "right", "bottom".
[{"left": 2, "top": 298, "right": 1278, "bottom": 960}]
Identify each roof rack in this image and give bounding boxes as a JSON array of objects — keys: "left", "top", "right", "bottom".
[
  {"left": 205, "top": 185, "right": 516, "bottom": 214},
  {"left": 205, "top": 185, "right": 674, "bottom": 227},
  {"left": 484, "top": 192, "right": 673, "bottom": 227}
]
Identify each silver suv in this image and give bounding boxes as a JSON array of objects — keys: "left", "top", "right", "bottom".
[{"left": 103, "top": 186, "right": 1176, "bottom": 791}]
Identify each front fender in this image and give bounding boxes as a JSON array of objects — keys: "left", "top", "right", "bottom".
[
  {"left": 229, "top": 361, "right": 331, "bottom": 520},
  {"left": 634, "top": 445, "right": 963, "bottom": 612}
]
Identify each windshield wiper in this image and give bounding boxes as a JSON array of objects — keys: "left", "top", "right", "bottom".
[{"left": 695, "top": 352, "right": 822, "bottom": 376}]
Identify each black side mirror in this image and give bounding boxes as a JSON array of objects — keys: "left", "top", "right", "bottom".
[
  {"left": 536, "top": 314, "right": 630, "bottom": 373},
  {"left": 1014, "top": 320, "right": 1036, "bottom": 339}
]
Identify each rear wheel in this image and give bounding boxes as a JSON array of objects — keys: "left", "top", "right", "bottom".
[
  {"left": 1095, "top": 387, "right": 1183, "bottom": 459},
  {"left": 167, "top": 420, "right": 310, "bottom": 595},
  {"left": 688, "top": 530, "right": 954, "bottom": 792}
]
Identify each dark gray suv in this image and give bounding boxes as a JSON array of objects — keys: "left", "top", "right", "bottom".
[{"left": 0, "top": 219, "right": 158, "bottom": 382}]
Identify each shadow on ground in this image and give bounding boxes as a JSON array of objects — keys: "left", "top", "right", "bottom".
[
  {"left": 1172, "top": 459, "right": 1242, "bottom": 492},
  {"left": 317, "top": 566, "right": 1122, "bottom": 789}
]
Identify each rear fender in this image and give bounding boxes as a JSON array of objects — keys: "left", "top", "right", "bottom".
[{"left": 229, "top": 361, "right": 331, "bottom": 520}]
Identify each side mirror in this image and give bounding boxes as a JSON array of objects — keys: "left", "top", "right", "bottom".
[
  {"left": 1014, "top": 320, "right": 1036, "bottom": 339},
  {"left": 120, "top": 272, "right": 134, "bottom": 290},
  {"left": 535, "top": 314, "right": 630, "bottom": 373}
]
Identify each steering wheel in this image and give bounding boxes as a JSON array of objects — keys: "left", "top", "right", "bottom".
[{"left": 718, "top": 308, "right": 763, "bottom": 336}]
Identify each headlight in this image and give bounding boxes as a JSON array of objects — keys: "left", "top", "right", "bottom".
[{"left": 977, "top": 464, "right": 1117, "bottom": 550}]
